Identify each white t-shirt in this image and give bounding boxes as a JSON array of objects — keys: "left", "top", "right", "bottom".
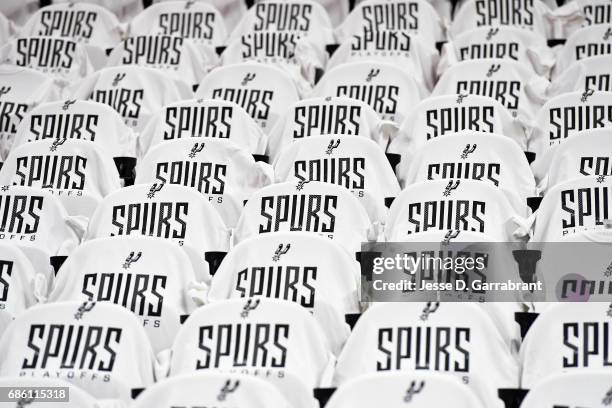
[
  {"left": 135, "top": 137, "right": 272, "bottom": 227},
  {"left": 137, "top": 98, "right": 267, "bottom": 157},
  {"left": 520, "top": 371, "right": 612, "bottom": 408},
  {"left": 19, "top": 3, "right": 123, "bottom": 49},
  {"left": 72, "top": 65, "right": 193, "bottom": 133},
  {"left": 273, "top": 134, "right": 400, "bottom": 221},
  {"left": 0, "top": 242, "right": 40, "bottom": 319},
  {"left": 129, "top": 1, "right": 228, "bottom": 47},
  {"left": 266, "top": 96, "right": 388, "bottom": 161},
  {"left": 106, "top": 35, "right": 219, "bottom": 88},
  {"left": 84, "top": 183, "right": 229, "bottom": 281},
  {"left": 385, "top": 179, "right": 530, "bottom": 241},
  {"left": 400, "top": 131, "right": 536, "bottom": 202},
  {"left": 51, "top": 0, "right": 143, "bottom": 22},
  {"left": 153, "top": 0, "right": 246, "bottom": 29},
  {"left": 312, "top": 61, "right": 427, "bottom": 124},
  {"left": 195, "top": 62, "right": 300, "bottom": 133},
  {"left": 531, "top": 175, "right": 612, "bottom": 242},
  {"left": 233, "top": 180, "right": 374, "bottom": 254},
  {"left": 47, "top": 235, "right": 202, "bottom": 353},
  {"left": 11, "top": 99, "right": 136, "bottom": 158},
  {"left": 0, "top": 138, "right": 122, "bottom": 218},
  {"left": 550, "top": 54, "right": 612, "bottom": 94},
  {"left": 553, "top": 24, "right": 612, "bottom": 78},
  {"left": 389, "top": 94, "right": 527, "bottom": 167},
  {"left": 166, "top": 298, "right": 334, "bottom": 389},
  {"left": 333, "top": 303, "right": 518, "bottom": 408},
  {"left": 335, "top": 0, "right": 445, "bottom": 47},
  {"left": 0, "top": 301, "right": 155, "bottom": 402}
]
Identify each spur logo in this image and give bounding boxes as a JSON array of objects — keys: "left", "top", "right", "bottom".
[
  {"left": 420, "top": 301, "right": 440, "bottom": 321},
  {"left": 272, "top": 243, "right": 291, "bottom": 261},
  {"left": 240, "top": 298, "right": 260, "bottom": 318},
  {"left": 442, "top": 230, "right": 460, "bottom": 246},
  {"left": 241, "top": 73, "right": 256, "bottom": 86},
  {"left": 486, "top": 64, "right": 501, "bottom": 77},
  {"left": 325, "top": 139, "right": 341, "bottom": 155},
  {"left": 62, "top": 99, "right": 76, "bottom": 110},
  {"left": 49, "top": 138, "right": 67, "bottom": 151},
  {"left": 443, "top": 180, "right": 460, "bottom": 197},
  {"left": 217, "top": 379, "right": 240, "bottom": 401},
  {"left": 112, "top": 73, "right": 126, "bottom": 86},
  {"left": 74, "top": 297, "right": 96, "bottom": 320},
  {"left": 188, "top": 142, "right": 205, "bottom": 158},
  {"left": 366, "top": 68, "right": 380, "bottom": 82},
  {"left": 460, "top": 144, "right": 477, "bottom": 159},
  {"left": 123, "top": 251, "right": 142, "bottom": 269},
  {"left": 404, "top": 380, "right": 425, "bottom": 403},
  {"left": 147, "top": 182, "right": 164, "bottom": 199}
]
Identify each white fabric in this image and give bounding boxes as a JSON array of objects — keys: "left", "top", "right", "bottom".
[
  {"left": 153, "top": 0, "right": 246, "bottom": 29},
  {"left": 167, "top": 298, "right": 334, "bottom": 389},
  {"left": 385, "top": 179, "right": 530, "bottom": 241},
  {"left": 132, "top": 372, "right": 292, "bottom": 408},
  {"left": 195, "top": 62, "right": 300, "bottom": 133},
  {"left": 520, "top": 303, "right": 612, "bottom": 387},
  {"left": 432, "top": 58, "right": 549, "bottom": 124},
  {"left": 19, "top": 3, "right": 123, "bottom": 49},
  {"left": 266, "top": 96, "right": 388, "bottom": 162},
  {"left": 106, "top": 35, "right": 219, "bottom": 87},
  {"left": 0, "top": 301, "right": 155, "bottom": 402},
  {"left": 135, "top": 137, "right": 272, "bottom": 227},
  {"left": 208, "top": 231, "right": 356, "bottom": 354},
  {"left": 47, "top": 236, "right": 201, "bottom": 353},
  {"left": 72, "top": 65, "right": 193, "bottom": 133},
  {"left": 0, "top": 139, "right": 121, "bottom": 218},
  {"left": 550, "top": 54, "right": 612, "bottom": 94},
  {"left": 137, "top": 98, "right": 267, "bottom": 157},
  {"left": 450, "top": 0, "right": 555, "bottom": 39},
  {"left": 51, "top": 0, "right": 144, "bottom": 22},
  {"left": 312, "top": 61, "right": 427, "bottom": 124},
  {"left": 327, "top": 372, "right": 485, "bottom": 408},
  {"left": 534, "top": 127, "right": 612, "bottom": 191},
  {"left": 129, "top": 1, "right": 228, "bottom": 47},
  {"left": 273, "top": 135, "right": 400, "bottom": 221},
  {"left": 327, "top": 30, "right": 439, "bottom": 91},
  {"left": 521, "top": 371, "right": 612, "bottom": 408},
  {"left": 85, "top": 183, "right": 229, "bottom": 282},
  {"left": 0, "top": 36, "right": 94, "bottom": 85},
  {"left": 335, "top": 0, "right": 445, "bottom": 47},
  {"left": 0, "top": 242, "right": 39, "bottom": 318},
  {"left": 0, "top": 65, "right": 60, "bottom": 159},
  {"left": 400, "top": 131, "right": 536, "bottom": 202},
  {"left": 11, "top": 99, "right": 136, "bottom": 158},
  {"left": 553, "top": 25, "right": 612, "bottom": 78},
  {"left": 531, "top": 176, "right": 612, "bottom": 242},
  {"left": 529, "top": 90, "right": 612, "bottom": 161},
  {"left": 234, "top": 180, "right": 374, "bottom": 254},
  {"left": 440, "top": 26, "right": 554, "bottom": 77},
  {"left": 333, "top": 303, "right": 519, "bottom": 408}
]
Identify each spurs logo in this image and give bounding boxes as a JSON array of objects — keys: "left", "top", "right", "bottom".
[
  {"left": 0, "top": 86, "right": 12, "bottom": 98},
  {"left": 602, "top": 386, "right": 612, "bottom": 405},
  {"left": 217, "top": 380, "right": 240, "bottom": 401},
  {"left": 420, "top": 301, "right": 440, "bottom": 321},
  {"left": 185, "top": 0, "right": 195, "bottom": 8},
  {"left": 404, "top": 381, "right": 425, "bottom": 403},
  {"left": 112, "top": 73, "right": 126, "bottom": 86},
  {"left": 486, "top": 64, "right": 501, "bottom": 77},
  {"left": 188, "top": 142, "right": 205, "bottom": 158},
  {"left": 460, "top": 143, "right": 477, "bottom": 159},
  {"left": 608, "top": 303, "right": 612, "bottom": 318},
  {"left": 605, "top": 260, "right": 612, "bottom": 277},
  {"left": 456, "top": 93, "right": 468, "bottom": 104},
  {"left": 147, "top": 182, "right": 164, "bottom": 199},
  {"left": 581, "top": 88, "right": 595, "bottom": 102},
  {"left": 74, "top": 297, "right": 96, "bottom": 320},
  {"left": 123, "top": 251, "right": 142, "bottom": 269},
  {"left": 325, "top": 139, "right": 341, "bottom": 155},
  {"left": 272, "top": 243, "right": 291, "bottom": 261},
  {"left": 443, "top": 180, "right": 460, "bottom": 197},
  {"left": 366, "top": 68, "right": 380, "bottom": 82},
  {"left": 604, "top": 27, "right": 612, "bottom": 40},
  {"left": 241, "top": 73, "right": 256, "bottom": 86},
  {"left": 485, "top": 27, "right": 499, "bottom": 40},
  {"left": 240, "top": 298, "right": 260, "bottom": 318},
  {"left": 16, "top": 397, "right": 35, "bottom": 407},
  {"left": 49, "top": 138, "right": 67, "bottom": 151},
  {"left": 296, "top": 179, "right": 312, "bottom": 190},
  {"left": 62, "top": 99, "right": 76, "bottom": 110},
  {"left": 442, "top": 230, "right": 460, "bottom": 246},
  {"left": 598, "top": 175, "right": 606, "bottom": 183}
]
